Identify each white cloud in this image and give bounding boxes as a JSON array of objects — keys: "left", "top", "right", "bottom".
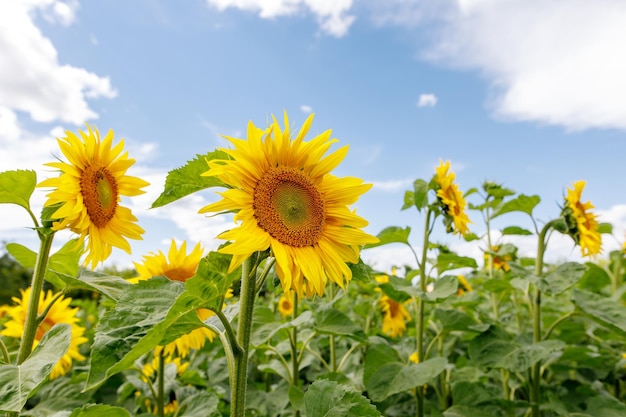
[
  {"left": 423, "top": 0, "right": 626, "bottom": 131},
  {"left": 0, "top": 0, "right": 116, "bottom": 124},
  {"left": 300, "top": 104, "right": 313, "bottom": 113},
  {"left": 417, "top": 93, "right": 437, "bottom": 107},
  {"left": 371, "top": 178, "right": 413, "bottom": 193},
  {"left": 205, "top": 0, "right": 356, "bottom": 37}
]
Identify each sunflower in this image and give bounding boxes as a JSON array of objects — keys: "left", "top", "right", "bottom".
[
  {"left": 562, "top": 181, "right": 602, "bottom": 257},
  {"left": 142, "top": 355, "right": 189, "bottom": 381},
  {"left": 456, "top": 275, "right": 473, "bottom": 296},
  {"left": 484, "top": 245, "right": 512, "bottom": 272},
  {"left": 199, "top": 112, "right": 378, "bottom": 297},
  {"left": 375, "top": 274, "right": 412, "bottom": 338},
  {"left": 277, "top": 291, "right": 294, "bottom": 318},
  {"left": 133, "top": 239, "right": 215, "bottom": 358},
  {"left": 0, "top": 288, "right": 88, "bottom": 379},
  {"left": 433, "top": 160, "right": 471, "bottom": 236},
  {"left": 38, "top": 124, "right": 149, "bottom": 269}
]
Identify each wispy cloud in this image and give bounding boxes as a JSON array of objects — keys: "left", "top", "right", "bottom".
[
  {"left": 371, "top": 178, "right": 413, "bottom": 193},
  {"left": 300, "top": 104, "right": 313, "bottom": 114},
  {"left": 417, "top": 93, "right": 438, "bottom": 107}
]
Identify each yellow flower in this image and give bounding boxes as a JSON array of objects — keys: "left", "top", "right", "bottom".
[
  {"left": 409, "top": 352, "right": 419, "bottom": 364},
  {"left": 142, "top": 355, "right": 189, "bottom": 381},
  {"left": 0, "top": 288, "right": 88, "bottom": 379},
  {"left": 378, "top": 295, "right": 411, "bottom": 338},
  {"left": 199, "top": 112, "right": 378, "bottom": 297},
  {"left": 38, "top": 124, "right": 149, "bottom": 269},
  {"left": 563, "top": 181, "right": 602, "bottom": 257},
  {"left": 133, "top": 239, "right": 215, "bottom": 358},
  {"left": 456, "top": 275, "right": 473, "bottom": 295},
  {"left": 484, "top": 246, "right": 512, "bottom": 272},
  {"left": 434, "top": 160, "right": 471, "bottom": 236},
  {"left": 277, "top": 291, "right": 294, "bottom": 318}
]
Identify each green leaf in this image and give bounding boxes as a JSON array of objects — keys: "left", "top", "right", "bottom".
[
  {"left": 444, "top": 405, "right": 502, "bottom": 417},
  {"left": 585, "top": 395, "right": 626, "bottom": 417},
  {"left": 434, "top": 308, "right": 488, "bottom": 333},
  {"left": 538, "top": 262, "right": 586, "bottom": 296},
  {"left": 402, "top": 191, "right": 414, "bottom": 210},
  {"left": 365, "top": 357, "right": 447, "bottom": 402},
  {"left": 498, "top": 340, "right": 565, "bottom": 373},
  {"left": 425, "top": 275, "right": 459, "bottom": 302},
  {"left": 151, "top": 150, "right": 229, "bottom": 208},
  {"left": 0, "top": 169, "right": 36, "bottom": 211},
  {"left": 501, "top": 226, "right": 533, "bottom": 236},
  {"left": 314, "top": 308, "right": 366, "bottom": 341},
  {"left": 412, "top": 179, "right": 429, "bottom": 210},
  {"left": 0, "top": 324, "right": 71, "bottom": 412},
  {"left": 379, "top": 275, "right": 420, "bottom": 302},
  {"left": 68, "top": 404, "right": 131, "bottom": 417},
  {"left": 178, "top": 391, "right": 220, "bottom": 417},
  {"left": 437, "top": 253, "right": 478, "bottom": 274},
  {"left": 572, "top": 289, "right": 626, "bottom": 337},
  {"left": 55, "top": 270, "right": 131, "bottom": 301},
  {"left": 86, "top": 252, "right": 235, "bottom": 390},
  {"left": 363, "top": 343, "right": 401, "bottom": 385},
  {"left": 597, "top": 222, "right": 613, "bottom": 234},
  {"left": 365, "top": 226, "right": 411, "bottom": 249},
  {"left": 349, "top": 258, "right": 371, "bottom": 283},
  {"left": 578, "top": 262, "right": 611, "bottom": 292},
  {"left": 468, "top": 326, "right": 517, "bottom": 368},
  {"left": 304, "top": 379, "right": 381, "bottom": 417},
  {"left": 492, "top": 194, "right": 540, "bottom": 219}
]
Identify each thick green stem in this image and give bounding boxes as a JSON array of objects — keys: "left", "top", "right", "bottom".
[
  {"left": 157, "top": 350, "right": 165, "bottom": 417},
  {"left": 231, "top": 257, "right": 257, "bottom": 417},
  {"left": 329, "top": 285, "right": 337, "bottom": 372},
  {"left": 415, "top": 208, "right": 432, "bottom": 417},
  {"left": 290, "top": 293, "right": 300, "bottom": 417},
  {"left": 16, "top": 231, "right": 54, "bottom": 365},
  {"left": 530, "top": 221, "right": 554, "bottom": 417}
]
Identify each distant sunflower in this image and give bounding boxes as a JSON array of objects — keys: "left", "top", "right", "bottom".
[
  {"left": 199, "top": 112, "right": 378, "bottom": 297},
  {"left": 0, "top": 288, "right": 88, "bottom": 379},
  {"left": 456, "top": 275, "right": 473, "bottom": 296},
  {"left": 375, "top": 274, "right": 411, "bottom": 338},
  {"left": 38, "top": 124, "right": 149, "bottom": 269},
  {"left": 434, "top": 160, "right": 470, "bottom": 236},
  {"left": 277, "top": 291, "right": 294, "bottom": 318},
  {"left": 133, "top": 239, "right": 215, "bottom": 358},
  {"left": 484, "top": 246, "right": 512, "bottom": 272},
  {"left": 562, "top": 181, "right": 602, "bottom": 257}
]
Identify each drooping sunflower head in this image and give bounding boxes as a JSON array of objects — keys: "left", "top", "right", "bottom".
[
  {"left": 0, "top": 288, "right": 88, "bottom": 379},
  {"left": 199, "top": 111, "right": 379, "bottom": 298},
  {"left": 561, "top": 180, "right": 602, "bottom": 257},
  {"left": 133, "top": 240, "right": 215, "bottom": 357},
  {"left": 433, "top": 160, "right": 471, "bottom": 236},
  {"left": 38, "top": 124, "right": 149, "bottom": 269}
]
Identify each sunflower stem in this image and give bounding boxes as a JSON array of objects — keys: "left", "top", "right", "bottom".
[
  {"left": 530, "top": 220, "right": 556, "bottom": 417},
  {"left": 231, "top": 257, "right": 257, "bottom": 417},
  {"left": 290, "top": 292, "right": 301, "bottom": 417},
  {"left": 416, "top": 208, "right": 432, "bottom": 417},
  {"left": 157, "top": 349, "right": 165, "bottom": 417},
  {"left": 16, "top": 230, "right": 54, "bottom": 365},
  {"left": 0, "top": 338, "right": 9, "bottom": 364},
  {"left": 328, "top": 284, "right": 337, "bottom": 372}
]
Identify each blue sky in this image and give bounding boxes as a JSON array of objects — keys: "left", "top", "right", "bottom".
[{"left": 2, "top": 0, "right": 626, "bottom": 272}]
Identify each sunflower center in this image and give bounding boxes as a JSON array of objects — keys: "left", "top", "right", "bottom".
[
  {"left": 254, "top": 166, "right": 325, "bottom": 247},
  {"left": 163, "top": 267, "right": 195, "bottom": 283},
  {"left": 80, "top": 166, "right": 118, "bottom": 227}
]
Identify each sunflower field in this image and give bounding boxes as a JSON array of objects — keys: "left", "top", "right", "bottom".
[{"left": 1, "top": 113, "right": 625, "bottom": 417}]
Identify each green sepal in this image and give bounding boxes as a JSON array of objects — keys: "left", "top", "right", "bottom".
[{"left": 151, "top": 150, "right": 229, "bottom": 208}]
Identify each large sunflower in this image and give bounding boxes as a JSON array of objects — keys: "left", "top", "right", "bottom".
[
  {"left": 133, "top": 239, "right": 215, "bottom": 358},
  {"left": 0, "top": 288, "right": 88, "bottom": 379},
  {"left": 199, "top": 112, "right": 378, "bottom": 297},
  {"left": 434, "top": 160, "right": 471, "bottom": 236},
  {"left": 38, "top": 124, "right": 149, "bottom": 269},
  {"left": 562, "top": 180, "right": 602, "bottom": 257}
]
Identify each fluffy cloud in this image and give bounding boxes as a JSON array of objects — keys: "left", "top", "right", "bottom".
[
  {"left": 300, "top": 104, "right": 313, "bottom": 113},
  {"left": 205, "top": 0, "right": 355, "bottom": 37},
  {"left": 417, "top": 93, "right": 437, "bottom": 107},
  {"left": 0, "top": 0, "right": 116, "bottom": 124}
]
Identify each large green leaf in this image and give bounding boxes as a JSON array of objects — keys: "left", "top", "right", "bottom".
[
  {"left": 572, "top": 289, "right": 626, "bottom": 337},
  {"left": 151, "top": 150, "right": 229, "bottom": 208},
  {"left": 365, "top": 226, "right": 411, "bottom": 249},
  {"left": 434, "top": 308, "right": 488, "bottom": 333},
  {"left": 178, "top": 391, "right": 220, "bottom": 417},
  {"left": 314, "top": 308, "right": 366, "bottom": 341},
  {"left": 437, "top": 253, "right": 478, "bottom": 274},
  {"left": 68, "top": 404, "right": 131, "bottom": 417},
  {"left": 538, "top": 262, "right": 586, "bottom": 296},
  {"left": 0, "top": 169, "right": 36, "bottom": 211},
  {"left": 304, "top": 379, "right": 381, "bottom": 417},
  {"left": 5, "top": 240, "right": 82, "bottom": 290},
  {"left": 497, "top": 340, "right": 565, "bottom": 373},
  {"left": 55, "top": 270, "right": 131, "bottom": 301},
  {"left": 85, "top": 252, "right": 235, "bottom": 390},
  {"left": 578, "top": 262, "right": 611, "bottom": 292},
  {"left": 492, "top": 194, "right": 540, "bottom": 219},
  {"left": 425, "top": 275, "right": 460, "bottom": 302},
  {"left": 0, "top": 324, "right": 71, "bottom": 412}
]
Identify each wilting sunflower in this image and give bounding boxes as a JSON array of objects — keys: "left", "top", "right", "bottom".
[
  {"left": 433, "top": 160, "right": 470, "bottom": 236},
  {"left": 277, "top": 291, "right": 294, "bottom": 318},
  {"left": 562, "top": 181, "right": 602, "bottom": 257},
  {"left": 199, "top": 112, "right": 379, "bottom": 297},
  {"left": 0, "top": 288, "right": 88, "bottom": 379},
  {"left": 133, "top": 239, "right": 215, "bottom": 358},
  {"left": 38, "top": 124, "right": 149, "bottom": 269},
  {"left": 375, "top": 274, "right": 412, "bottom": 338}
]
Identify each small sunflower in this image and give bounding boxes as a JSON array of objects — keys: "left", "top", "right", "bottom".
[
  {"left": 133, "top": 239, "right": 215, "bottom": 358},
  {"left": 277, "top": 291, "right": 294, "bottom": 318},
  {"left": 375, "top": 274, "right": 412, "bottom": 338},
  {"left": 409, "top": 351, "right": 419, "bottom": 364},
  {"left": 199, "top": 112, "right": 378, "bottom": 297},
  {"left": 38, "top": 124, "right": 149, "bottom": 269},
  {"left": 142, "top": 355, "right": 189, "bottom": 381},
  {"left": 484, "top": 245, "right": 512, "bottom": 272},
  {"left": 0, "top": 288, "right": 88, "bottom": 379},
  {"left": 562, "top": 181, "right": 602, "bottom": 257},
  {"left": 456, "top": 275, "right": 473, "bottom": 296},
  {"left": 433, "top": 160, "right": 471, "bottom": 236}
]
